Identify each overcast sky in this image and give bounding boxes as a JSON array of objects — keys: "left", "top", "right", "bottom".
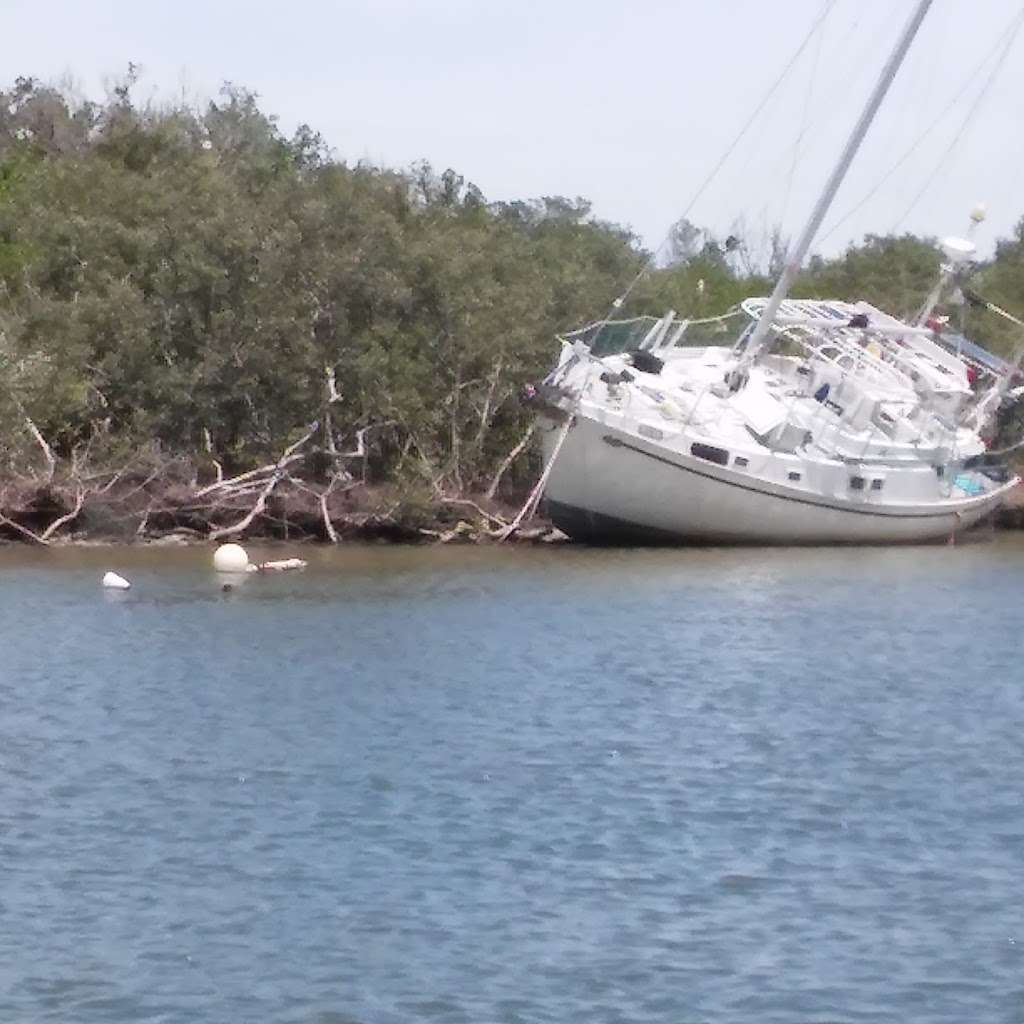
[{"left": 4, "top": 0, "right": 1022, "bottom": 260}]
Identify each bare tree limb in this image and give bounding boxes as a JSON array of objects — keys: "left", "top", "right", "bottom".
[
  {"left": 0, "top": 509, "right": 46, "bottom": 545},
  {"left": 23, "top": 415, "right": 56, "bottom": 483},
  {"left": 474, "top": 357, "right": 505, "bottom": 454},
  {"left": 208, "top": 470, "right": 281, "bottom": 541},
  {"left": 40, "top": 486, "right": 85, "bottom": 541},
  {"left": 207, "top": 423, "right": 319, "bottom": 540},
  {"left": 325, "top": 364, "right": 342, "bottom": 404},
  {"left": 485, "top": 423, "right": 536, "bottom": 500},
  {"left": 136, "top": 502, "right": 152, "bottom": 538},
  {"left": 195, "top": 421, "right": 317, "bottom": 498},
  {"left": 499, "top": 417, "right": 571, "bottom": 542},
  {"left": 441, "top": 496, "right": 508, "bottom": 528}
]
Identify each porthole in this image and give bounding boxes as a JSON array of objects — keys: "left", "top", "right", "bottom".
[{"left": 691, "top": 443, "right": 730, "bottom": 466}]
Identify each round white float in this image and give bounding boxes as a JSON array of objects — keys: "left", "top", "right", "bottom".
[
  {"left": 102, "top": 571, "right": 131, "bottom": 590},
  {"left": 213, "top": 543, "right": 250, "bottom": 572}
]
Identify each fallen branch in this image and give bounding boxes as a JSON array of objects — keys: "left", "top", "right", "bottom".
[
  {"left": 0, "top": 509, "right": 46, "bottom": 545},
  {"left": 208, "top": 470, "right": 282, "bottom": 540},
  {"left": 40, "top": 486, "right": 85, "bottom": 541},
  {"left": 23, "top": 415, "right": 57, "bottom": 483},
  {"left": 440, "top": 496, "right": 508, "bottom": 529},
  {"left": 207, "top": 423, "right": 319, "bottom": 540},
  {"left": 319, "top": 492, "right": 339, "bottom": 543},
  {"left": 286, "top": 473, "right": 353, "bottom": 544},
  {"left": 136, "top": 503, "right": 152, "bottom": 538},
  {"left": 485, "top": 423, "right": 536, "bottom": 500},
  {"left": 499, "top": 417, "right": 571, "bottom": 542}
]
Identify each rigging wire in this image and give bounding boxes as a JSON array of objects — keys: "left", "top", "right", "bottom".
[
  {"left": 819, "top": 4, "right": 1024, "bottom": 244},
  {"left": 779, "top": 7, "right": 827, "bottom": 231},
  {"left": 526, "top": 3, "right": 841, "bottom": 532},
  {"left": 720, "top": 3, "right": 897, "bottom": 270},
  {"left": 890, "top": 5, "right": 1024, "bottom": 232},
  {"left": 592, "top": 0, "right": 841, "bottom": 325}
]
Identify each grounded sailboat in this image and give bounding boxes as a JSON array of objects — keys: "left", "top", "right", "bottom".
[{"left": 532, "top": 0, "right": 1021, "bottom": 545}]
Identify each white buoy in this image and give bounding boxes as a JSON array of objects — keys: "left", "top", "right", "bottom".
[
  {"left": 213, "top": 543, "right": 250, "bottom": 572},
  {"left": 102, "top": 571, "right": 131, "bottom": 590}
]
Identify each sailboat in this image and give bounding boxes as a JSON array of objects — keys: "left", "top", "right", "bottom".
[{"left": 532, "top": 0, "right": 1021, "bottom": 545}]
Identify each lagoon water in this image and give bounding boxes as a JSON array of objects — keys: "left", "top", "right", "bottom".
[{"left": 2, "top": 538, "right": 1023, "bottom": 1023}]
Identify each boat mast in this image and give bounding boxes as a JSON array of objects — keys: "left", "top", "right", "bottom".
[{"left": 734, "top": 0, "right": 934, "bottom": 380}]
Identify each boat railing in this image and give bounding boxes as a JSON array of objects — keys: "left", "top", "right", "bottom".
[
  {"left": 774, "top": 324, "right": 913, "bottom": 395},
  {"left": 560, "top": 310, "right": 744, "bottom": 358}
]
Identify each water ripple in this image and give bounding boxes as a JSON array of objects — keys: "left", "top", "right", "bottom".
[{"left": 1, "top": 540, "right": 1023, "bottom": 1022}]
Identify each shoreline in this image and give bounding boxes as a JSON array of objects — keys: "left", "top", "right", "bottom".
[
  {"left": 1, "top": 473, "right": 1021, "bottom": 548},
  {"left": 0, "top": 471, "right": 567, "bottom": 547}
]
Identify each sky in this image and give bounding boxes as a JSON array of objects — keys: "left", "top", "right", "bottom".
[{"left": 3, "top": 0, "right": 1022, "bottom": 261}]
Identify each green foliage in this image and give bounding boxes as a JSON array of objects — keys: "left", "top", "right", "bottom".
[
  {"left": 0, "top": 78, "right": 640, "bottom": 492},
  {"left": 795, "top": 233, "right": 942, "bottom": 318},
  {"left": 0, "top": 74, "right": 1022, "bottom": 494}
]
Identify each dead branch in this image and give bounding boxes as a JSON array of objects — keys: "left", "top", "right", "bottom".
[
  {"left": 285, "top": 473, "right": 352, "bottom": 545},
  {"left": 485, "top": 423, "right": 536, "bottom": 500},
  {"left": 40, "top": 486, "right": 86, "bottom": 541},
  {"left": 113, "top": 463, "right": 165, "bottom": 503},
  {"left": 319, "top": 492, "right": 339, "bottom": 543},
  {"left": 208, "top": 471, "right": 281, "bottom": 540},
  {"left": 499, "top": 417, "right": 572, "bottom": 542},
  {"left": 23, "top": 415, "right": 56, "bottom": 483},
  {"left": 473, "top": 357, "right": 505, "bottom": 454},
  {"left": 136, "top": 502, "right": 152, "bottom": 537},
  {"left": 195, "top": 424, "right": 318, "bottom": 499},
  {"left": 0, "top": 509, "right": 46, "bottom": 545},
  {"left": 440, "top": 496, "right": 508, "bottom": 528},
  {"left": 325, "top": 364, "right": 342, "bottom": 404},
  {"left": 207, "top": 422, "right": 319, "bottom": 540}
]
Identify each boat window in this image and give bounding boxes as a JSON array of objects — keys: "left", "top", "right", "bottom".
[
  {"left": 734, "top": 456, "right": 749, "bottom": 468},
  {"left": 788, "top": 471, "right": 802, "bottom": 481},
  {"left": 691, "top": 443, "right": 730, "bottom": 466},
  {"left": 871, "top": 479, "right": 884, "bottom": 491},
  {"left": 850, "top": 476, "right": 866, "bottom": 490}
]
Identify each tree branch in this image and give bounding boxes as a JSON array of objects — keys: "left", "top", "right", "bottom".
[
  {"left": 485, "top": 423, "right": 536, "bottom": 500},
  {"left": 40, "top": 486, "right": 85, "bottom": 541}
]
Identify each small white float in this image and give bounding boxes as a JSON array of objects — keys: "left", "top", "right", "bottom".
[
  {"left": 213, "top": 543, "right": 251, "bottom": 572},
  {"left": 102, "top": 571, "right": 131, "bottom": 590}
]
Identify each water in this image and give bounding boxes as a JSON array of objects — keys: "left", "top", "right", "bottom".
[{"left": 2, "top": 539, "right": 1023, "bottom": 1024}]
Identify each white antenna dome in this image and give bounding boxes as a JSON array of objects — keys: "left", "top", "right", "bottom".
[{"left": 941, "top": 236, "right": 975, "bottom": 265}]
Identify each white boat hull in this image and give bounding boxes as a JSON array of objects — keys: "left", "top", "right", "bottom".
[{"left": 541, "top": 415, "right": 1014, "bottom": 545}]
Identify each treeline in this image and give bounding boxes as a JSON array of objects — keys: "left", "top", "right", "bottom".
[{"left": 0, "top": 74, "right": 1021, "bottom": 536}]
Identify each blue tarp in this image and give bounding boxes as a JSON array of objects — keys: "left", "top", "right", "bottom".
[{"left": 939, "top": 333, "right": 1012, "bottom": 376}]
